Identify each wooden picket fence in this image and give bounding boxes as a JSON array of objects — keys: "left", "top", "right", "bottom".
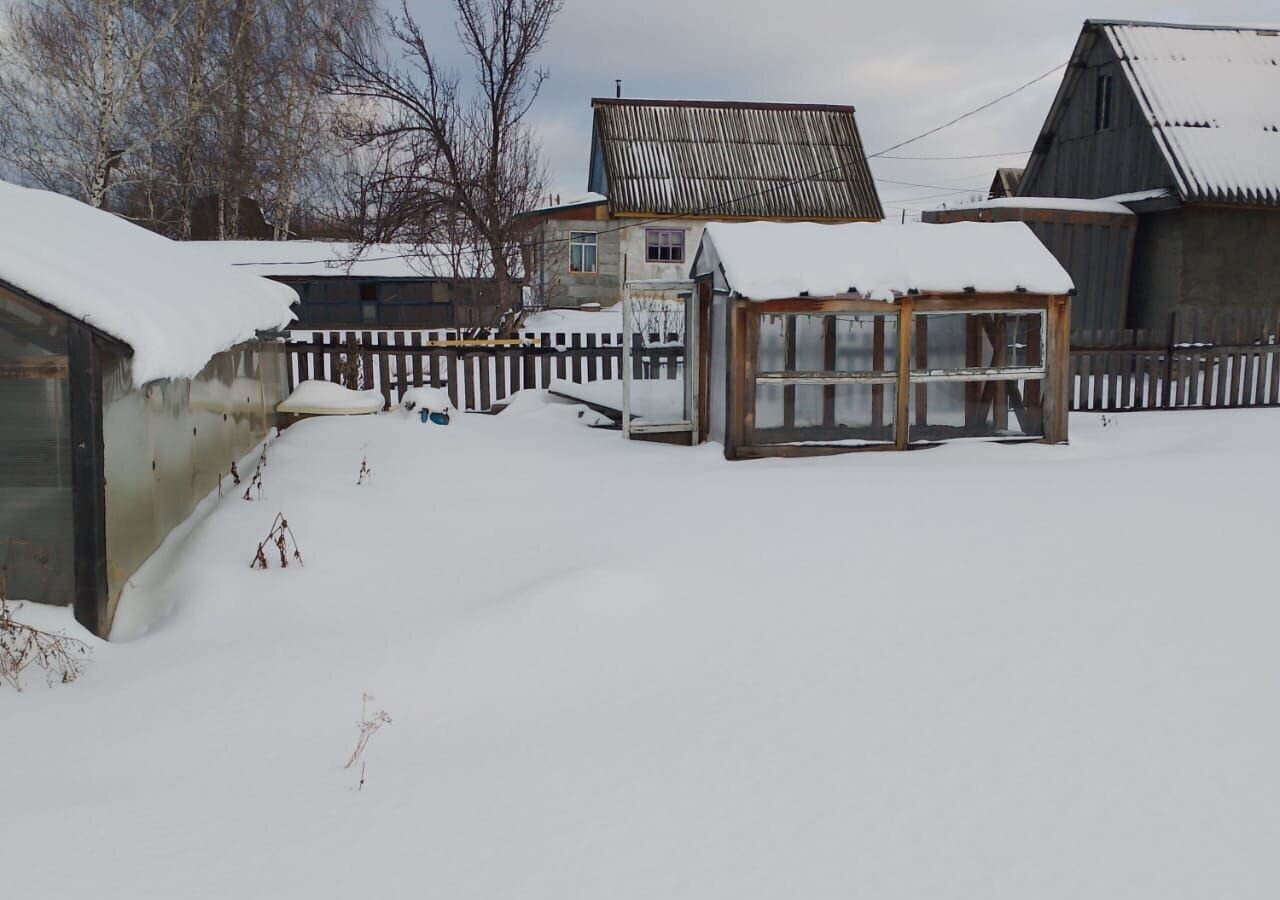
[
  {"left": 286, "top": 329, "right": 683, "bottom": 412},
  {"left": 1070, "top": 306, "right": 1280, "bottom": 412}
]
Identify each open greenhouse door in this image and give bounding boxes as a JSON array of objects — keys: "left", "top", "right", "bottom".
[{"left": 621, "top": 280, "right": 699, "bottom": 443}]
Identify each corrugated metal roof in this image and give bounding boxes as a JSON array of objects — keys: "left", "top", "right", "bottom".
[
  {"left": 1101, "top": 22, "right": 1280, "bottom": 206},
  {"left": 590, "top": 99, "right": 883, "bottom": 220}
]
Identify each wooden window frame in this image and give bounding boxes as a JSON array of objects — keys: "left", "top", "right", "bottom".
[
  {"left": 1095, "top": 72, "right": 1114, "bottom": 132},
  {"left": 724, "top": 294, "right": 1071, "bottom": 459},
  {"left": 645, "top": 228, "right": 685, "bottom": 264}
]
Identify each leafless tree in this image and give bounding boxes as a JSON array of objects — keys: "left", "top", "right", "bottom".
[
  {"left": 0, "top": 0, "right": 376, "bottom": 237},
  {"left": 0, "top": 0, "right": 189, "bottom": 208},
  {"left": 330, "top": 0, "right": 562, "bottom": 331}
]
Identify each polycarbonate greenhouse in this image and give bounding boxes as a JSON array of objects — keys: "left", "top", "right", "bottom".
[{"left": 0, "top": 181, "right": 296, "bottom": 637}]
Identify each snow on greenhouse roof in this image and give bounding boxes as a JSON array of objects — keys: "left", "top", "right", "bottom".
[
  {"left": 0, "top": 180, "right": 297, "bottom": 386},
  {"left": 181, "top": 241, "right": 497, "bottom": 280},
  {"left": 1101, "top": 21, "right": 1280, "bottom": 206},
  {"left": 692, "top": 221, "right": 1074, "bottom": 301}
]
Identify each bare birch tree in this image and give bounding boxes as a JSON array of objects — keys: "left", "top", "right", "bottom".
[
  {"left": 330, "top": 0, "right": 561, "bottom": 330},
  {"left": 0, "top": 0, "right": 187, "bottom": 208}
]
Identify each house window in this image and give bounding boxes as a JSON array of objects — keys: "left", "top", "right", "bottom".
[
  {"left": 569, "top": 231, "right": 597, "bottom": 273},
  {"left": 646, "top": 228, "right": 685, "bottom": 263},
  {"left": 1095, "top": 73, "right": 1113, "bottom": 131}
]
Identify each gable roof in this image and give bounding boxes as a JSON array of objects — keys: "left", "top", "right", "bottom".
[
  {"left": 989, "top": 168, "right": 1024, "bottom": 198},
  {"left": 0, "top": 180, "right": 297, "bottom": 386},
  {"left": 1025, "top": 20, "right": 1280, "bottom": 207},
  {"left": 588, "top": 99, "right": 883, "bottom": 221},
  {"left": 691, "top": 221, "right": 1073, "bottom": 301}
]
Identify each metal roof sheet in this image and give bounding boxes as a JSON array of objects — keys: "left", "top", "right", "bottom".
[
  {"left": 1102, "top": 22, "right": 1280, "bottom": 206},
  {"left": 590, "top": 99, "right": 883, "bottom": 220}
]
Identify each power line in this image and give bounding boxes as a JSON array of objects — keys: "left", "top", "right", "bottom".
[
  {"left": 307, "top": 60, "right": 1069, "bottom": 267},
  {"left": 875, "top": 150, "right": 1032, "bottom": 161}
]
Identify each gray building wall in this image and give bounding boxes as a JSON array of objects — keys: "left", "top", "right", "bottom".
[
  {"left": 1129, "top": 207, "right": 1280, "bottom": 329},
  {"left": 1019, "top": 36, "right": 1174, "bottom": 200},
  {"left": 533, "top": 218, "right": 623, "bottom": 308}
]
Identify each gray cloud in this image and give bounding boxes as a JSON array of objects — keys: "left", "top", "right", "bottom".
[{"left": 403, "top": 0, "right": 1278, "bottom": 214}]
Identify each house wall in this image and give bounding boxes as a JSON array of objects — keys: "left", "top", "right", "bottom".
[
  {"left": 0, "top": 287, "right": 74, "bottom": 607},
  {"left": 1181, "top": 208, "right": 1280, "bottom": 309},
  {"left": 100, "top": 339, "right": 287, "bottom": 631},
  {"left": 287, "top": 277, "right": 508, "bottom": 329},
  {"left": 1128, "top": 209, "right": 1184, "bottom": 330},
  {"left": 1019, "top": 36, "right": 1174, "bottom": 200},
  {"left": 533, "top": 217, "right": 623, "bottom": 308},
  {"left": 1128, "top": 207, "right": 1280, "bottom": 329}
]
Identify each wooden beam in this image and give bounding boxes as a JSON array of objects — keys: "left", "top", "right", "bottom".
[
  {"left": 0, "top": 357, "right": 69, "bottom": 379},
  {"left": 894, "top": 299, "right": 912, "bottom": 449},
  {"left": 872, "top": 316, "right": 886, "bottom": 428},
  {"left": 822, "top": 315, "right": 836, "bottom": 427}
]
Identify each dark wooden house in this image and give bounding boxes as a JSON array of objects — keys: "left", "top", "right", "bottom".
[
  {"left": 183, "top": 241, "right": 520, "bottom": 329},
  {"left": 521, "top": 99, "right": 884, "bottom": 310},
  {"left": 0, "top": 181, "right": 295, "bottom": 638},
  {"left": 1016, "top": 20, "right": 1280, "bottom": 329}
]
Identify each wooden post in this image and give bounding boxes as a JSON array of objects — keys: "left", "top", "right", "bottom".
[
  {"left": 782, "top": 314, "right": 796, "bottom": 430},
  {"left": 724, "top": 299, "right": 750, "bottom": 460},
  {"left": 1043, "top": 296, "right": 1071, "bottom": 444},
  {"left": 992, "top": 314, "right": 1008, "bottom": 432},
  {"left": 822, "top": 315, "right": 836, "bottom": 427},
  {"left": 872, "top": 316, "right": 886, "bottom": 428},
  {"left": 912, "top": 314, "right": 927, "bottom": 427},
  {"left": 894, "top": 298, "right": 913, "bottom": 450}
]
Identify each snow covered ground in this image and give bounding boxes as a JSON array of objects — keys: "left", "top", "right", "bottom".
[{"left": 5, "top": 400, "right": 1280, "bottom": 899}]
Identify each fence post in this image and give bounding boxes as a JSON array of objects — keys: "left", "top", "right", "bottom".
[{"left": 1162, "top": 311, "right": 1176, "bottom": 409}]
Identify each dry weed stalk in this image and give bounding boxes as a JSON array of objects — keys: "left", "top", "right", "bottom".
[
  {"left": 346, "top": 692, "right": 392, "bottom": 772},
  {"left": 356, "top": 455, "right": 372, "bottom": 486},
  {"left": 0, "top": 565, "right": 91, "bottom": 691},
  {"left": 250, "top": 513, "right": 304, "bottom": 569}
]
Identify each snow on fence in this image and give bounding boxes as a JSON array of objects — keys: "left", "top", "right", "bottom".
[
  {"left": 1069, "top": 306, "right": 1280, "bottom": 412},
  {"left": 285, "top": 329, "right": 683, "bottom": 412}
]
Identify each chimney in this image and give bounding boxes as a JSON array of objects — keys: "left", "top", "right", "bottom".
[{"left": 615, "top": 79, "right": 622, "bottom": 99}]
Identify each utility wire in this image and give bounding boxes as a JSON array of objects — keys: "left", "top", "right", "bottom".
[
  {"left": 244, "top": 60, "right": 1068, "bottom": 269},
  {"left": 875, "top": 150, "right": 1032, "bottom": 161}
]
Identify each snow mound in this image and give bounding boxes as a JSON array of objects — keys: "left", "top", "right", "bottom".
[
  {"left": 0, "top": 179, "right": 297, "bottom": 385},
  {"left": 278, "top": 380, "right": 384, "bottom": 415},
  {"left": 401, "top": 386, "right": 456, "bottom": 416}
]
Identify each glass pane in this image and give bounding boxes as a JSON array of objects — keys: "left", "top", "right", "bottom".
[
  {"left": 913, "top": 312, "right": 1043, "bottom": 373},
  {"left": 755, "top": 383, "right": 896, "bottom": 445},
  {"left": 627, "top": 290, "right": 689, "bottom": 426},
  {"left": 908, "top": 378, "right": 1044, "bottom": 442},
  {"left": 757, "top": 313, "right": 897, "bottom": 374}
]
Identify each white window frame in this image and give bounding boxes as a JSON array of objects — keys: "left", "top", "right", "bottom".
[{"left": 569, "top": 231, "right": 598, "bottom": 274}]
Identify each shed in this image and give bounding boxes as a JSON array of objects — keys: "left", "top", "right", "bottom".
[
  {"left": 687, "top": 221, "right": 1074, "bottom": 460},
  {"left": 1017, "top": 20, "right": 1280, "bottom": 328},
  {"left": 181, "top": 241, "right": 517, "bottom": 329},
  {"left": 0, "top": 181, "right": 297, "bottom": 637},
  {"left": 924, "top": 196, "right": 1136, "bottom": 332}
]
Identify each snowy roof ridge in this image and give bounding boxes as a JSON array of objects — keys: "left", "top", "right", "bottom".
[
  {"left": 0, "top": 180, "right": 297, "bottom": 386},
  {"left": 692, "top": 221, "right": 1074, "bottom": 301},
  {"left": 1101, "top": 21, "right": 1280, "bottom": 206}
]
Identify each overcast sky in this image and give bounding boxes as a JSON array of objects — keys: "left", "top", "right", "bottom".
[{"left": 403, "top": 0, "right": 1276, "bottom": 218}]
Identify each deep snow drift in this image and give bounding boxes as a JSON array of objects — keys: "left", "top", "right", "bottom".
[{"left": 4, "top": 400, "right": 1280, "bottom": 899}]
